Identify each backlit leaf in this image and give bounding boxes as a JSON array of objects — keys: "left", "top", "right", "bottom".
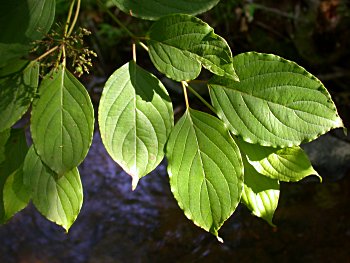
[
  {"left": 23, "top": 147, "right": 83, "bottom": 231},
  {"left": 148, "top": 14, "right": 238, "bottom": 81},
  {"left": 0, "top": 128, "right": 28, "bottom": 223},
  {"left": 209, "top": 52, "right": 344, "bottom": 147},
  {"left": 99, "top": 61, "right": 173, "bottom": 189},
  {"left": 112, "top": 0, "right": 219, "bottom": 20},
  {"left": 0, "top": 61, "right": 39, "bottom": 132},
  {"left": 31, "top": 65, "right": 94, "bottom": 176},
  {"left": 236, "top": 138, "right": 320, "bottom": 182},
  {"left": 241, "top": 156, "right": 279, "bottom": 226},
  {"left": 166, "top": 109, "right": 243, "bottom": 240},
  {"left": 3, "top": 166, "right": 31, "bottom": 222}
]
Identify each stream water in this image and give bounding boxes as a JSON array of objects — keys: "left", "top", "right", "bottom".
[{"left": 0, "top": 130, "right": 349, "bottom": 263}]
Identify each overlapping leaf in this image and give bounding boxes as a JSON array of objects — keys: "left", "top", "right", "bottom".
[
  {"left": 31, "top": 65, "right": 94, "bottom": 176},
  {"left": 23, "top": 147, "right": 83, "bottom": 231},
  {"left": 166, "top": 109, "right": 243, "bottom": 240},
  {"left": 0, "top": 62, "right": 39, "bottom": 132},
  {"left": 0, "top": 0, "right": 55, "bottom": 66},
  {"left": 241, "top": 156, "right": 279, "bottom": 226},
  {"left": 148, "top": 14, "right": 238, "bottom": 82},
  {"left": 112, "top": 0, "right": 220, "bottom": 20},
  {"left": 99, "top": 61, "right": 173, "bottom": 189},
  {"left": 0, "top": 129, "right": 10, "bottom": 164},
  {"left": 209, "top": 52, "right": 344, "bottom": 147},
  {"left": 0, "top": 129, "right": 28, "bottom": 223},
  {"left": 236, "top": 138, "right": 319, "bottom": 182}
]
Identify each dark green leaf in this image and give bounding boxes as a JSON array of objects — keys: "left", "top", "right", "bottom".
[
  {"left": 0, "top": 129, "right": 11, "bottom": 164},
  {"left": 31, "top": 65, "right": 94, "bottom": 176},
  {"left": 112, "top": 0, "right": 220, "bottom": 20},
  {"left": 209, "top": 52, "right": 344, "bottom": 147},
  {"left": 148, "top": 14, "right": 238, "bottom": 81},
  {"left": 0, "top": 61, "right": 39, "bottom": 132},
  {"left": 236, "top": 138, "right": 320, "bottom": 182},
  {"left": 166, "top": 109, "right": 243, "bottom": 241},
  {"left": 23, "top": 146, "right": 83, "bottom": 231},
  {"left": 99, "top": 61, "right": 173, "bottom": 189}
]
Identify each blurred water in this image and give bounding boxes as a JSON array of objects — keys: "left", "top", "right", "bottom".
[{"left": 0, "top": 131, "right": 349, "bottom": 263}]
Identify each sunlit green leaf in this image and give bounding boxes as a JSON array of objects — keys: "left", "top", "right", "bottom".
[
  {"left": 241, "top": 156, "right": 279, "bottom": 226},
  {"left": 209, "top": 52, "right": 344, "bottom": 147},
  {"left": 112, "top": 0, "right": 220, "bottom": 20},
  {"left": 166, "top": 109, "right": 243, "bottom": 241},
  {"left": 0, "top": 128, "right": 28, "bottom": 223},
  {"left": 3, "top": 166, "right": 31, "bottom": 222},
  {"left": 23, "top": 147, "right": 83, "bottom": 231},
  {"left": 99, "top": 61, "right": 173, "bottom": 189},
  {"left": 0, "top": 61, "right": 39, "bottom": 132},
  {"left": 236, "top": 137, "right": 319, "bottom": 182},
  {"left": 148, "top": 14, "right": 238, "bottom": 81},
  {"left": 31, "top": 65, "right": 94, "bottom": 176}
]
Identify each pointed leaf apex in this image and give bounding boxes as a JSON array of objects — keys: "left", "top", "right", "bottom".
[
  {"left": 131, "top": 175, "right": 140, "bottom": 191},
  {"left": 216, "top": 235, "right": 224, "bottom": 243}
]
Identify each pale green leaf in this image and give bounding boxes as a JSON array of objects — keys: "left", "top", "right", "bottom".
[
  {"left": 23, "top": 146, "right": 83, "bottom": 231},
  {"left": 241, "top": 156, "right": 279, "bottom": 226},
  {"left": 0, "top": 61, "right": 39, "bottom": 132},
  {"left": 3, "top": 166, "right": 31, "bottom": 222},
  {"left": 148, "top": 14, "right": 238, "bottom": 81},
  {"left": 112, "top": 0, "right": 219, "bottom": 20},
  {"left": 99, "top": 61, "right": 173, "bottom": 189},
  {"left": 166, "top": 109, "right": 243, "bottom": 240},
  {"left": 236, "top": 137, "right": 319, "bottom": 182},
  {"left": 209, "top": 52, "right": 344, "bottom": 147},
  {"left": 0, "top": 128, "right": 28, "bottom": 223},
  {"left": 31, "top": 65, "right": 94, "bottom": 176}
]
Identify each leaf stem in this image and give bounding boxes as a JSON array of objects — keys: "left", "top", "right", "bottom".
[
  {"left": 67, "top": 0, "right": 81, "bottom": 36},
  {"left": 132, "top": 42, "right": 136, "bottom": 62},
  {"left": 184, "top": 82, "right": 217, "bottom": 114},
  {"left": 64, "top": 0, "right": 76, "bottom": 37},
  {"left": 181, "top": 81, "right": 189, "bottom": 109},
  {"left": 138, "top": 41, "right": 149, "bottom": 52},
  {"left": 34, "top": 45, "right": 59, "bottom": 62},
  {"left": 97, "top": 0, "right": 137, "bottom": 39}
]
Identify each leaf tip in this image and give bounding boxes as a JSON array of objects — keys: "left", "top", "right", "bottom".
[
  {"left": 216, "top": 235, "right": 224, "bottom": 243},
  {"left": 131, "top": 175, "right": 139, "bottom": 191}
]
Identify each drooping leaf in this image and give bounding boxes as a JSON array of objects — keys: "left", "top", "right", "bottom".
[
  {"left": 2, "top": 166, "right": 31, "bottom": 222},
  {"left": 23, "top": 147, "right": 83, "bottom": 231},
  {"left": 166, "top": 109, "right": 243, "bottom": 240},
  {"left": 111, "top": 0, "right": 220, "bottom": 20},
  {"left": 0, "top": 61, "right": 39, "bottom": 132},
  {"left": 209, "top": 52, "right": 344, "bottom": 147},
  {"left": 0, "top": 0, "right": 56, "bottom": 66},
  {"left": 99, "top": 61, "right": 173, "bottom": 189},
  {"left": 0, "top": 128, "right": 28, "bottom": 223},
  {"left": 31, "top": 65, "right": 94, "bottom": 176},
  {"left": 241, "top": 156, "right": 279, "bottom": 226},
  {"left": 0, "top": 129, "right": 11, "bottom": 164},
  {"left": 236, "top": 137, "right": 319, "bottom": 182},
  {"left": 148, "top": 14, "right": 238, "bottom": 82}
]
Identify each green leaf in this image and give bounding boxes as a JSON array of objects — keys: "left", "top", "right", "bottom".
[
  {"left": 166, "top": 109, "right": 243, "bottom": 241},
  {"left": 209, "top": 52, "right": 344, "bottom": 147},
  {"left": 31, "top": 65, "right": 94, "bottom": 176},
  {"left": 0, "top": 0, "right": 56, "bottom": 65},
  {"left": 0, "top": 128, "right": 28, "bottom": 223},
  {"left": 2, "top": 166, "right": 31, "bottom": 222},
  {"left": 0, "top": 129, "right": 11, "bottom": 164},
  {"left": 23, "top": 146, "right": 83, "bottom": 231},
  {"left": 236, "top": 137, "right": 319, "bottom": 182},
  {"left": 99, "top": 61, "right": 173, "bottom": 189},
  {"left": 111, "top": 0, "right": 220, "bottom": 20},
  {"left": 0, "top": 61, "right": 39, "bottom": 132},
  {"left": 241, "top": 156, "right": 279, "bottom": 226},
  {"left": 148, "top": 14, "right": 238, "bottom": 82},
  {"left": 0, "top": 59, "right": 28, "bottom": 78}
]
